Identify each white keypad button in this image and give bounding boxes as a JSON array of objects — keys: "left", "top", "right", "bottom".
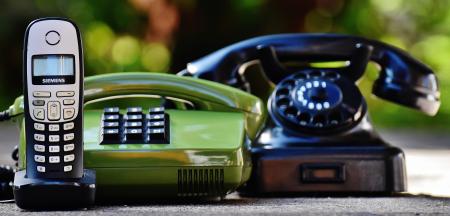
[
  {"left": 37, "top": 166, "right": 46, "bottom": 172},
  {"left": 56, "top": 91, "right": 75, "bottom": 97},
  {"left": 49, "top": 124, "right": 60, "bottom": 131},
  {"left": 33, "top": 108, "right": 45, "bottom": 120},
  {"left": 34, "top": 134, "right": 45, "bottom": 142},
  {"left": 64, "top": 154, "right": 75, "bottom": 162},
  {"left": 63, "top": 99, "right": 75, "bottom": 105},
  {"left": 49, "top": 145, "right": 60, "bottom": 153},
  {"left": 34, "top": 155, "right": 45, "bottom": 163},
  {"left": 64, "top": 165, "right": 73, "bottom": 172},
  {"left": 63, "top": 108, "right": 75, "bottom": 119},
  {"left": 49, "top": 156, "right": 60, "bottom": 163},
  {"left": 64, "top": 133, "right": 74, "bottom": 141},
  {"left": 47, "top": 101, "right": 61, "bottom": 120},
  {"left": 49, "top": 135, "right": 60, "bottom": 142},
  {"left": 64, "top": 144, "right": 75, "bottom": 152},
  {"left": 33, "top": 91, "right": 50, "bottom": 98},
  {"left": 64, "top": 122, "right": 74, "bottom": 130},
  {"left": 34, "top": 144, "right": 45, "bottom": 152},
  {"left": 34, "top": 123, "right": 45, "bottom": 131}
]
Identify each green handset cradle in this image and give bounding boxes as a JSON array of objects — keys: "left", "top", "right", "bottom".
[{"left": 9, "top": 72, "right": 265, "bottom": 201}]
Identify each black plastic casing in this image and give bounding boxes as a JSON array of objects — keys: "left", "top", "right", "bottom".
[{"left": 238, "top": 116, "right": 407, "bottom": 195}]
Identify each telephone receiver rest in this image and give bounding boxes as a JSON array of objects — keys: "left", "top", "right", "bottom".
[
  {"left": 83, "top": 72, "right": 266, "bottom": 139},
  {"left": 184, "top": 33, "right": 440, "bottom": 116}
]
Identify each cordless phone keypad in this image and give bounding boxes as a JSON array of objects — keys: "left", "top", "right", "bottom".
[
  {"left": 30, "top": 90, "right": 77, "bottom": 173},
  {"left": 32, "top": 120, "right": 77, "bottom": 173},
  {"left": 100, "top": 106, "right": 170, "bottom": 144}
]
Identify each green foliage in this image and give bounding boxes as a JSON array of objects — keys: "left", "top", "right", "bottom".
[{"left": 0, "top": 0, "right": 448, "bottom": 130}]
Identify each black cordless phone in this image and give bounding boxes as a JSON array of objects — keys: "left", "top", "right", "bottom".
[
  {"left": 23, "top": 18, "right": 83, "bottom": 179},
  {"left": 14, "top": 18, "right": 95, "bottom": 210}
]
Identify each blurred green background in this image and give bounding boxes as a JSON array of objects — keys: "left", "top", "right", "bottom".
[{"left": 0, "top": 0, "right": 448, "bottom": 130}]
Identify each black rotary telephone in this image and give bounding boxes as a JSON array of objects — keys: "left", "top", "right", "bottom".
[{"left": 180, "top": 34, "right": 441, "bottom": 194}]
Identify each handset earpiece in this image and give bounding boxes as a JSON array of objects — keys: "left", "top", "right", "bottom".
[
  {"left": 183, "top": 34, "right": 440, "bottom": 116},
  {"left": 371, "top": 48, "right": 440, "bottom": 116}
]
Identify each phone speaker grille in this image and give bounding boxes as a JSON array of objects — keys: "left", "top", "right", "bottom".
[{"left": 177, "top": 168, "right": 225, "bottom": 197}]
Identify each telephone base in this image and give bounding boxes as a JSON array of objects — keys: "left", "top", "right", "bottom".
[
  {"left": 13, "top": 169, "right": 96, "bottom": 210},
  {"left": 239, "top": 144, "right": 407, "bottom": 196}
]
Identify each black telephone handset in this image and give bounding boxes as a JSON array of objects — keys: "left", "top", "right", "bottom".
[
  {"left": 13, "top": 18, "right": 95, "bottom": 209},
  {"left": 181, "top": 34, "right": 441, "bottom": 194},
  {"left": 183, "top": 34, "right": 440, "bottom": 116}
]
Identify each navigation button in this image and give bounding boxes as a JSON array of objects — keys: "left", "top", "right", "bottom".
[
  {"left": 56, "top": 91, "right": 75, "bottom": 97},
  {"left": 33, "top": 91, "right": 50, "bottom": 98},
  {"left": 32, "top": 100, "right": 45, "bottom": 106},
  {"left": 63, "top": 108, "right": 75, "bottom": 119},
  {"left": 63, "top": 99, "right": 75, "bottom": 105},
  {"left": 33, "top": 108, "right": 45, "bottom": 120},
  {"left": 47, "top": 101, "right": 61, "bottom": 120}
]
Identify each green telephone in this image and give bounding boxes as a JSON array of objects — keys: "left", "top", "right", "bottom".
[{"left": 7, "top": 72, "right": 265, "bottom": 201}]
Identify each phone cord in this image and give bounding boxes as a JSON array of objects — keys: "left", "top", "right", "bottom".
[
  {"left": 0, "top": 110, "right": 16, "bottom": 202},
  {"left": 0, "top": 109, "right": 11, "bottom": 122}
]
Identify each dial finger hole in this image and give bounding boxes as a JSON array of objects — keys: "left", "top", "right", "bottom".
[
  {"left": 324, "top": 71, "right": 340, "bottom": 80},
  {"left": 294, "top": 72, "right": 308, "bottom": 80},
  {"left": 284, "top": 106, "right": 298, "bottom": 119},
  {"left": 297, "top": 112, "right": 311, "bottom": 125},
  {"left": 276, "top": 97, "right": 291, "bottom": 108},
  {"left": 312, "top": 114, "right": 326, "bottom": 127},
  {"left": 276, "top": 88, "right": 290, "bottom": 97},
  {"left": 329, "top": 112, "right": 342, "bottom": 125},
  {"left": 282, "top": 79, "right": 296, "bottom": 89},
  {"left": 309, "top": 70, "right": 322, "bottom": 78}
]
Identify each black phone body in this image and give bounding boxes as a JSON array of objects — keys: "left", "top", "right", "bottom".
[
  {"left": 239, "top": 116, "right": 407, "bottom": 195},
  {"left": 180, "top": 33, "right": 440, "bottom": 195}
]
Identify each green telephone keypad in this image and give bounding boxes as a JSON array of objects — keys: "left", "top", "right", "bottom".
[{"left": 100, "top": 106, "right": 169, "bottom": 144}]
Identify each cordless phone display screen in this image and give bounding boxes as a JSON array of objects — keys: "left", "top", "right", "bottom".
[{"left": 32, "top": 54, "right": 75, "bottom": 85}]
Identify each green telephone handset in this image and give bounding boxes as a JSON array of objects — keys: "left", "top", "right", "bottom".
[{"left": 11, "top": 72, "right": 266, "bottom": 201}]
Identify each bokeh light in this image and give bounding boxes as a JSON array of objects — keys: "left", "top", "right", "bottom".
[{"left": 0, "top": 0, "right": 449, "bottom": 130}]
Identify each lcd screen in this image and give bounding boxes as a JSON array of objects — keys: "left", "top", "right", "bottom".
[{"left": 33, "top": 55, "right": 74, "bottom": 76}]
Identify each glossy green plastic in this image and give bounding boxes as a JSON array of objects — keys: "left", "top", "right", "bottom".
[{"left": 13, "top": 72, "right": 266, "bottom": 200}]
